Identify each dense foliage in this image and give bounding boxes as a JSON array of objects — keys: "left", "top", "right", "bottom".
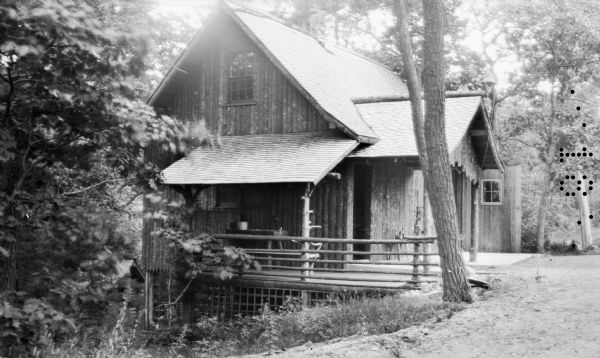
[
  {"left": 277, "top": 0, "right": 487, "bottom": 91},
  {"left": 0, "top": 1, "right": 251, "bottom": 356},
  {"left": 489, "top": 0, "right": 600, "bottom": 249}
]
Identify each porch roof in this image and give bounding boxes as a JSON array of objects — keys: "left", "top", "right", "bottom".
[{"left": 160, "top": 131, "right": 358, "bottom": 185}]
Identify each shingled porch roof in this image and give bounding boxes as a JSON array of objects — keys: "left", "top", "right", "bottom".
[{"left": 160, "top": 131, "right": 358, "bottom": 185}]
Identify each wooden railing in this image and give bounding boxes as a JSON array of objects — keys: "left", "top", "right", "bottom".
[{"left": 212, "top": 233, "right": 439, "bottom": 290}]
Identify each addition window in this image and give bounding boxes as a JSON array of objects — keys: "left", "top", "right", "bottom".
[
  {"left": 216, "top": 186, "right": 265, "bottom": 209},
  {"left": 481, "top": 179, "right": 502, "bottom": 204},
  {"left": 228, "top": 51, "right": 256, "bottom": 102},
  {"left": 217, "top": 187, "right": 241, "bottom": 209}
]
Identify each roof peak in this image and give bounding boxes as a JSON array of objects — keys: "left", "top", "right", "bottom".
[
  {"left": 222, "top": 1, "right": 397, "bottom": 76},
  {"left": 352, "top": 91, "right": 486, "bottom": 104}
]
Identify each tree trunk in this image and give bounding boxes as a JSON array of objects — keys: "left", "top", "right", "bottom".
[
  {"left": 1, "top": 160, "right": 24, "bottom": 292},
  {"left": 576, "top": 172, "right": 592, "bottom": 248},
  {"left": 535, "top": 157, "right": 553, "bottom": 252},
  {"left": 536, "top": 88, "right": 557, "bottom": 253},
  {"left": 394, "top": 0, "right": 472, "bottom": 303}
]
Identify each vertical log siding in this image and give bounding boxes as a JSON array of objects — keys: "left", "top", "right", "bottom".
[{"left": 164, "top": 15, "right": 329, "bottom": 137}]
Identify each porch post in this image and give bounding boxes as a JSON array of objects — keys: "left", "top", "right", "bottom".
[
  {"left": 301, "top": 183, "right": 311, "bottom": 280},
  {"left": 470, "top": 182, "right": 480, "bottom": 262},
  {"left": 144, "top": 270, "right": 154, "bottom": 329},
  {"left": 300, "top": 184, "right": 312, "bottom": 306}
]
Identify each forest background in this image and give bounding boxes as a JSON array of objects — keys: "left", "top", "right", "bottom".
[{"left": 1, "top": 0, "right": 599, "bottom": 356}]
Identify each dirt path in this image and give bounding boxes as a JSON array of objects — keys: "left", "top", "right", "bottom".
[{"left": 253, "top": 255, "right": 600, "bottom": 358}]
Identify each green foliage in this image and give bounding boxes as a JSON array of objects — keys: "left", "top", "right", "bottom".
[
  {"left": 491, "top": 0, "right": 600, "bottom": 245},
  {"left": 544, "top": 240, "right": 580, "bottom": 255},
  {"left": 277, "top": 0, "right": 486, "bottom": 91},
  {"left": 171, "top": 234, "right": 259, "bottom": 281},
  {"left": 0, "top": 0, "right": 207, "bottom": 355}
]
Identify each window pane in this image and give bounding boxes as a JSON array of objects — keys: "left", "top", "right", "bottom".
[
  {"left": 484, "top": 191, "right": 492, "bottom": 202},
  {"left": 490, "top": 181, "right": 499, "bottom": 192},
  {"left": 483, "top": 181, "right": 492, "bottom": 192},
  {"left": 230, "top": 52, "right": 256, "bottom": 77},
  {"left": 491, "top": 192, "right": 500, "bottom": 202}
]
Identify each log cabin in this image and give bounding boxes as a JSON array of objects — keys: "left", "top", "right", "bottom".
[{"left": 142, "top": 1, "right": 521, "bottom": 321}]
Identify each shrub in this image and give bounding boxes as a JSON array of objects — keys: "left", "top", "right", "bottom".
[
  {"left": 139, "top": 292, "right": 461, "bottom": 356},
  {"left": 545, "top": 240, "right": 580, "bottom": 255}
]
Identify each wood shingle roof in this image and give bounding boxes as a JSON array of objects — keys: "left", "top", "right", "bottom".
[
  {"left": 351, "top": 96, "right": 482, "bottom": 157},
  {"left": 161, "top": 131, "right": 358, "bottom": 185}
]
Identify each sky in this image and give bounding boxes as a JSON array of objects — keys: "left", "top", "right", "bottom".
[{"left": 149, "top": 0, "right": 517, "bottom": 89}]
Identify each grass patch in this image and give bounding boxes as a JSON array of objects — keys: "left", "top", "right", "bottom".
[{"left": 42, "top": 293, "right": 462, "bottom": 357}]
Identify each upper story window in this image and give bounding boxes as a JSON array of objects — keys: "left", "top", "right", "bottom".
[
  {"left": 481, "top": 179, "right": 502, "bottom": 205},
  {"left": 228, "top": 51, "right": 256, "bottom": 102}
]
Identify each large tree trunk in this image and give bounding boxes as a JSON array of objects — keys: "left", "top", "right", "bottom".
[{"left": 394, "top": 0, "right": 472, "bottom": 302}]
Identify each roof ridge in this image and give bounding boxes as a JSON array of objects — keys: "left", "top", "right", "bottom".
[
  {"left": 226, "top": 3, "right": 398, "bottom": 76},
  {"left": 353, "top": 91, "right": 486, "bottom": 104},
  {"left": 223, "top": 1, "right": 326, "bottom": 45},
  {"left": 329, "top": 45, "right": 399, "bottom": 74}
]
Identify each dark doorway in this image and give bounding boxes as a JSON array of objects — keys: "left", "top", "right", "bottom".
[{"left": 353, "top": 164, "right": 372, "bottom": 259}]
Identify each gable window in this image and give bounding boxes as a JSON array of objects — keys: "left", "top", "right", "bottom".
[
  {"left": 481, "top": 179, "right": 502, "bottom": 204},
  {"left": 228, "top": 51, "right": 256, "bottom": 102}
]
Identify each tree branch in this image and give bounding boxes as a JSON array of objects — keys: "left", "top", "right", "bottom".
[
  {"left": 62, "top": 178, "right": 125, "bottom": 196},
  {"left": 159, "top": 278, "right": 193, "bottom": 307},
  {"left": 504, "top": 137, "right": 541, "bottom": 151},
  {"left": 2, "top": 62, "right": 14, "bottom": 126},
  {"left": 119, "top": 190, "right": 143, "bottom": 209}
]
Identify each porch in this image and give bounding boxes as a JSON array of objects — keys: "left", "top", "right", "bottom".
[{"left": 187, "top": 232, "right": 440, "bottom": 318}]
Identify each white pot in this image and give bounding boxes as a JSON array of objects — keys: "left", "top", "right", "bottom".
[{"left": 238, "top": 221, "right": 248, "bottom": 230}]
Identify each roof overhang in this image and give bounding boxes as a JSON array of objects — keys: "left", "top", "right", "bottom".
[
  {"left": 471, "top": 99, "right": 504, "bottom": 171},
  {"left": 160, "top": 131, "right": 358, "bottom": 185}
]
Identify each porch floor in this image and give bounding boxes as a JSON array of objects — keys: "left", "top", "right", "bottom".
[
  {"left": 225, "top": 269, "right": 440, "bottom": 290},
  {"left": 346, "top": 252, "right": 541, "bottom": 274}
]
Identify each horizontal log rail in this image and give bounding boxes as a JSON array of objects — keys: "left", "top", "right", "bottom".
[
  {"left": 257, "top": 265, "right": 439, "bottom": 276},
  {"left": 207, "top": 233, "right": 440, "bottom": 289},
  {"left": 242, "top": 257, "right": 440, "bottom": 265},
  {"left": 199, "top": 271, "right": 436, "bottom": 283},
  {"left": 214, "top": 233, "right": 437, "bottom": 245},
  {"left": 198, "top": 276, "right": 421, "bottom": 291},
  {"left": 243, "top": 249, "right": 438, "bottom": 256}
]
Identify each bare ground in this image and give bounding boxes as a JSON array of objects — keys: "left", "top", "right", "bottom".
[{"left": 249, "top": 255, "right": 600, "bottom": 358}]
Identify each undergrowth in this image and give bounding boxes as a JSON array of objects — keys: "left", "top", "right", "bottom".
[{"left": 42, "top": 293, "right": 462, "bottom": 357}]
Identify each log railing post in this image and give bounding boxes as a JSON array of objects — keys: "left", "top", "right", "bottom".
[
  {"left": 423, "top": 191, "right": 433, "bottom": 274},
  {"left": 412, "top": 241, "right": 421, "bottom": 287}
]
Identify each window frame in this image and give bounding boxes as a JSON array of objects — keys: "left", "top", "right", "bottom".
[
  {"left": 481, "top": 179, "right": 503, "bottom": 205},
  {"left": 227, "top": 50, "right": 256, "bottom": 104}
]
